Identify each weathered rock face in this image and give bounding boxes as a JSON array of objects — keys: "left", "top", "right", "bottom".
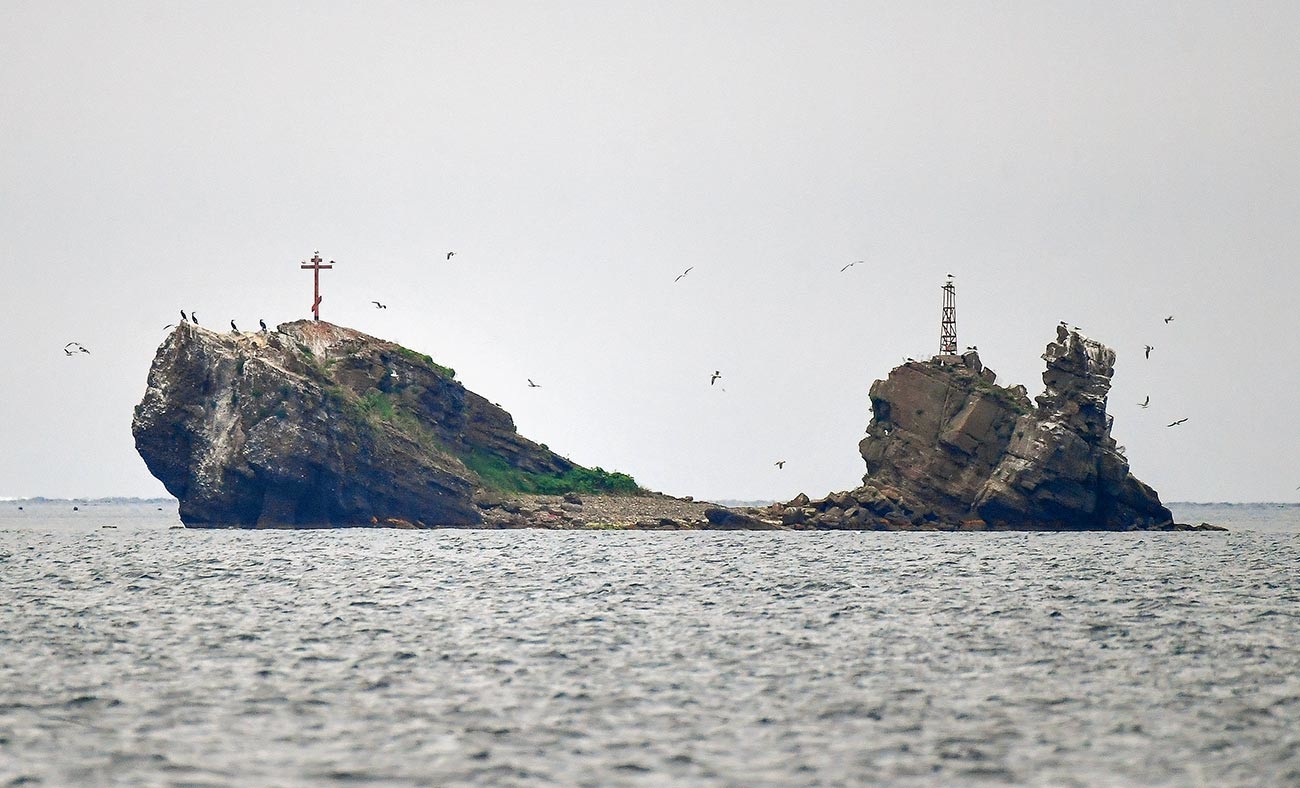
[
  {"left": 785, "top": 325, "right": 1175, "bottom": 530},
  {"left": 133, "top": 321, "right": 585, "bottom": 527}
]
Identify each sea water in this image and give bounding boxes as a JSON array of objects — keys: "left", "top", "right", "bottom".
[{"left": 1, "top": 501, "right": 1297, "bottom": 786}]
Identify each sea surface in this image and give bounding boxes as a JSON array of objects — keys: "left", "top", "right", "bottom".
[{"left": 1, "top": 501, "right": 1298, "bottom": 786}]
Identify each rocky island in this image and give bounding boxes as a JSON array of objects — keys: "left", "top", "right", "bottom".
[{"left": 134, "top": 321, "right": 1210, "bottom": 530}]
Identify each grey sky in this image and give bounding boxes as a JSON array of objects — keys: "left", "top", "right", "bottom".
[{"left": 2, "top": 2, "right": 1297, "bottom": 502}]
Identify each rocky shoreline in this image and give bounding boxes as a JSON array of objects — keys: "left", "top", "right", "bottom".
[{"left": 365, "top": 492, "right": 1221, "bottom": 531}]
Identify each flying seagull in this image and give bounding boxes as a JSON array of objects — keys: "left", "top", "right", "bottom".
[
  {"left": 774, "top": 460, "right": 786, "bottom": 469},
  {"left": 527, "top": 379, "right": 541, "bottom": 388},
  {"left": 1144, "top": 345, "right": 1153, "bottom": 359},
  {"left": 710, "top": 370, "right": 721, "bottom": 386},
  {"left": 1139, "top": 396, "right": 1150, "bottom": 408},
  {"left": 1167, "top": 418, "right": 1189, "bottom": 427},
  {"left": 840, "top": 260, "right": 864, "bottom": 272},
  {"left": 1164, "top": 315, "right": 1174, "bottom": 324},
  {"left": 371, "top": 301, "right": 387, "bottom": 309},
  {"left": 675, "top": 266, "right": 694, "bottom": 282},
  {"left": 446, "top": 251, "right": 456, "bottom": 260}
]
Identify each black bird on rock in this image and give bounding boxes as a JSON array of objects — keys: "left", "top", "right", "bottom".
[
  {"left": 191, "top": 313, "right": 199, "bottom": 325},
  {"left": 180, "top": 310, "right": 188, "bottom": 322},
  {"left": 230, "top": 320, "right": 239, "bottom": 334},
  {"left": 259, "top": 319, "right": 267, "bottom": 332}
]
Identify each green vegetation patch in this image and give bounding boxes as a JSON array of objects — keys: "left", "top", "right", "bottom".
[
  {"left": 461, "top": 449, "right": 640, "bottom": 495},
  {"left": 394, "top": 345, "right": 455, "bottom": 379}
]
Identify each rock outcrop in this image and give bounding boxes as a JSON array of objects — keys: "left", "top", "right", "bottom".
[
  {"left": 777, "top": 326, "right": 1179, "bottom": 530},
  {"left": 133, "top": 321, "right": 636, "bottom": 528}
]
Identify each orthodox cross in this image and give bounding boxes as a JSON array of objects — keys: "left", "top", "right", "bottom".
[{"left": 300, "top": 251, "right": 333, "bottom": 321}]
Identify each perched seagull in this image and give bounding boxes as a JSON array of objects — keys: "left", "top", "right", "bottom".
[
  {"left": 774, "top": 460, "right": 786, "bottom": 469},
  {"left": 1164, "top": 315, "right": 1175, "bottom": 324},
  {"left": 371, "top": 301, "right": 387, "bottom": 309},
  {"left": 1139, "top": 396, "right": 1150, "bottom": 408},
  {"left": 840, "top": 260, "right": 864, "bottom": 272},
  {"left": 259, "top": 319, "right": 267, "bottom": 332},
  {"left": 446, "top": 251, "right": 456, "bottom": 260},
  {"left": 1144, "top": 345, "right": 1153, "bottom": 359},
  {"left": 674, "top": 266, "right": 694, "bottom": 282},
  {"left": 710, "top": 370, "right": 721, "bottom": 386},
  {"left": 1167, "top": 418, "right": 1189, "bottom": 427},
  {"left": 527, "top": 379, "right": 541, "bottom": 388}
]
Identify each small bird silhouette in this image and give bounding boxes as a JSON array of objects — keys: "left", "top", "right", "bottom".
[
  {"left": 191, "top": 312, "right": 199, "bottom": 325},
  {"left": 675, "top": 266, "right": 694, "bottom": 282},
  {"left": 1164, "top": 315, "right": 1174, "bottom": 324},
  {"left": 710, "top": 370, "right": 721, "bottom": 386},
  {"left": 840, "top": 260, "right": 864, "bottom": 272},
  {"left": 371, "top": 301, "right": 387, "bottom": 309},
  {"left": 774, "top": 460, "right": 786, "bottom": 469},
  {"left": 180, "top": 310, "right": 188, "bottom": 322},
  {"left": 1144, "top": 345, "right": 1153, "bottom": 359},
  {"left": 527, "top": 379, "right": 541, "bottom": 388},
  {"left": 63, "top": 342, "right": 89, "bottom": 355},
  {"left": 163, "top": 324, "right": 175, "bottom": 331},
  {"left": 259, "top": 319, "right": 267, "bottom": 332},
  {"left": 446, "top": 251, "right": 456, "bottom": 260},
  {"left": 1167, "top": 418, "right": 1189, "bottom": 427},
  {"left": 230, "top": 320, "right": 239, "bottom": 333},
  {"left": 1139, "top": 396, "right": 1150, "bottom": 408}
]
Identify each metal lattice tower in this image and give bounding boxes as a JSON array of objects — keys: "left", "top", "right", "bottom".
[{"left": 940, "top": 275, "right": 957, "bottom": 354}]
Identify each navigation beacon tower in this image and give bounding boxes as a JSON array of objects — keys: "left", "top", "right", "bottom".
[{"left": 940, "top": 274, "right": 957, "bottom": 354}]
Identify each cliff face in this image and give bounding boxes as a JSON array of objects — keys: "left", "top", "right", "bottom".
[
  {"left": 133, "top": 321, "right": 596, "bottom": 528},
  {"left": 782, "top": 326, "right": 1175, "bottom": 530}
]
